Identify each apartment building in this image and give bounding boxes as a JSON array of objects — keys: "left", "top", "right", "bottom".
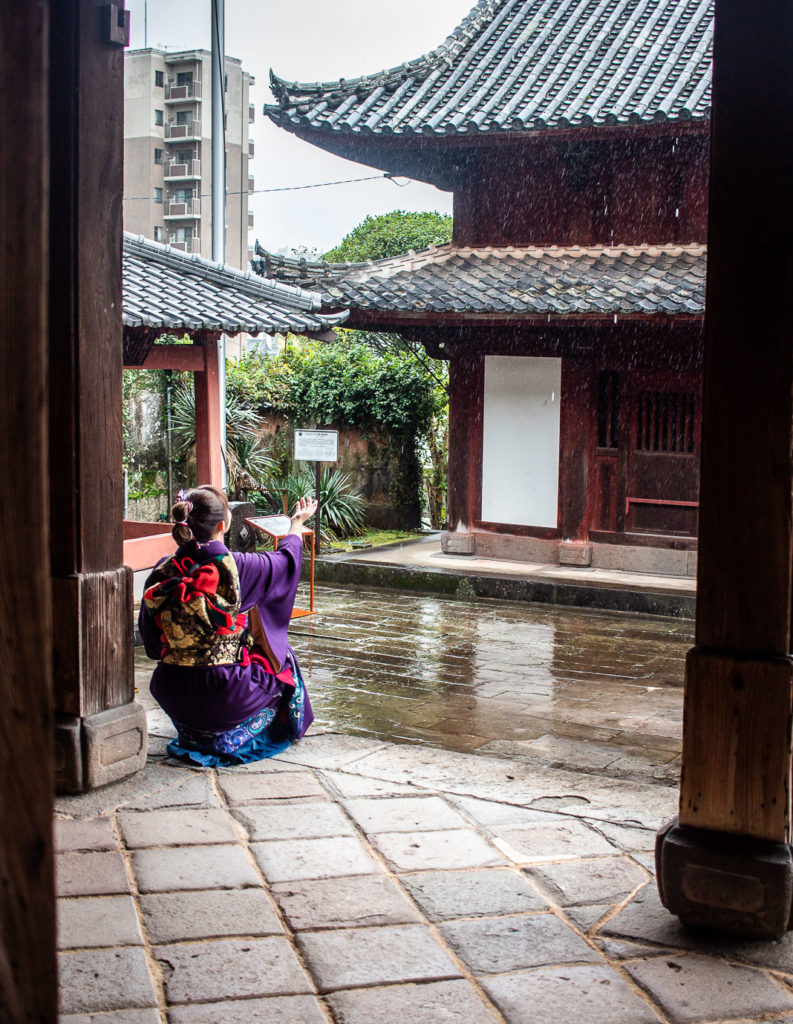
[{"left": 124, "top": 48, "right": 255, "bottom": 270}]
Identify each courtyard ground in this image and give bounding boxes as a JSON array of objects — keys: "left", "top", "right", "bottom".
[{"left": 55, "top": 585, "right": 793, "bottom": 1023}]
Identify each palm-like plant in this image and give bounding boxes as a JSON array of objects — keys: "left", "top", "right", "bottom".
[
  {"left": 170, "top": 383, "right": 275, "bottom": 499},
  {"left": 269, "top": 466, "right": 367, "bottom": 541}
]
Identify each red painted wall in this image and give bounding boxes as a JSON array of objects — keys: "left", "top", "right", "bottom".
[{"left": 453, "top": 131, "right": 709, "bottom": 248}]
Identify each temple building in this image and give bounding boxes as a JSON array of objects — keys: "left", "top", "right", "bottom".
[{"left": 256, "top": 0, "right": 712, "bottom": 576}]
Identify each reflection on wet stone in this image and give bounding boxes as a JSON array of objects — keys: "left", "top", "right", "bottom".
[{"left": 283, "top": 583, "right": 688, "bottom": 785}]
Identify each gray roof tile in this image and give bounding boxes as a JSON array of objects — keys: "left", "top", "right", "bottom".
[
  {"left": 266, "top": 0, "right": 712, "bottom": 139},
  {"left": 253, "top": 242, "right": 705, "bottom": 318},
  {"left": 123, "top": 233, "right": 348, "bottom": 335}
]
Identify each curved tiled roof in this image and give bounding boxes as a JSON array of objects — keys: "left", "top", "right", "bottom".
[
  {"left": 267, "top": 0, "right": 713, "bottom": 139},
  {"left": 255, "top": 243, "right": 706, "bottom": 317},
  {"left": 123, "top": 233, "right": 348, "bottom": 335}
]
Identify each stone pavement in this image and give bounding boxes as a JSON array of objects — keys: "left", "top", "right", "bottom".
[{"left": 56, "top": 729, "right": 793, "bottom": 1024}]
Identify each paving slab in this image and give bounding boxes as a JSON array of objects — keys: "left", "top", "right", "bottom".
[
  {"left": 297, "top": 923, "right": 461, "bottom": 992},
  {"left": 343, "top": 796, "right": 469, "bottom": 834},
  {"left": 625, "top": 954, "right": 793, "bottom": 1023},
  {"left": 155, "top": 937, "right": 312, "bottom": 1003},
  {"left": 326, "top": 979, "right": 497, "bottom": 1024},
  {"left": 218, "top": 771, "right": 329, "bottom": 805},
  {"left": 271, "top": 874, "right": 421, "bottom": 931},
  {"left": 140, "top": 889, "right": 283, "bottom": 943},
  {"left": 526, "top": 855, "right": 648, "bottom": 906},
  {"left": 482, "top": 964, "right": 664, "bottom": 1024},
  {"left": 55, "top": 817, "right": 117, "bottom": 853},
  {"left": 61, "top": 1011, "right": 161, "bottom": 1024},
  {"left": 118, "top": 807, "right": 239, "bottom": 848},
  {"left": 439, "top": 912, "right": 601, "bottom": 974},
  {"left": 491, "top": 818, "right": 619, "bottom": 864},
  {"left": 274, "top": 732, "right": 386, "bottom": 769},
  {"left": 232, "top": 800, "right": 355, "bottom": 841},
  {"left": 251, "top": 835, "right": 379, "bottom": 883},
  {"left": 168, "top": 995, "right": 328, "bottom": 1023},
  {"left": 56, "top": 852, "right": 130, "bottom": 897},
  {"left": 448, "top": 795, "right": 560, "bottom": 828},
  {"left": 132, "top": 844, "right": 260, "bottom": 892},
  {"left": 370, "top": 828, "right": 503, "bottom": 872},
  {"left": 401, "top": 868, "right": 547, "bottom": 920},
  {"left": 54, "top": 760, "right": 184, "bottom": 818},
  {"left": 319, "top": 770, "right": 419, "bottom": 798},
  {"left": 57, "top": 895, "right": 143, "bottom": 949},
  {"left": 58, "top": 947, "right": 158, "bottom": 1014},
  {"left": 122, "top": 773, "right": 221, "bottom": 810},
  {"left": 565, "top": 905, "right": 612, "bottom": 932}
]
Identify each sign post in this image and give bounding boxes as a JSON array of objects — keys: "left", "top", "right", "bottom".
[{"left": 294, "top": 429, "right": 339, "bottom": 555}]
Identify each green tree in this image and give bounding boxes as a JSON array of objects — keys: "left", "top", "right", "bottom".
[{"left": 323, "top": 210, "right": 452, "bottom": 263}]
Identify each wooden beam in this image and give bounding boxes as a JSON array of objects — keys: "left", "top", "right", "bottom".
[
  {"left": 125, "top": 343, "right": 205, "bottom": 372},
  {"left": 194, "top": 332, "right": 224, "bottom": 486},
  {"left": 671, "top": 0, "right": 793, "bottom": 853},
  {"left": 0, "top": 0, "right": 57, "bottom": 1016}
]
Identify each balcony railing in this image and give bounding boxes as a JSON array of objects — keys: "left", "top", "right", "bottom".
[
  {"left": 248, "top": 140, "right": 254, "bottom": 158},
  {"left": 247, "top": 176, "right": 254, "bottom": 193},
  {"left": 248, "top": 211, "right": 254, "bottom": 229},
  {"left": 164, "top": 119, "right": 201, "bottom": 140},
  {"left": 164, "top": 198, "right": 201, "bottom": 218},
  {"left": 248, "top": 103, "right": 255, "bottom": 123},
  {"left": 165, "top": 81, "right": 202, "bottom": 102},
  {"left": 165, "top": 158, "right": 201, "bottom": 180},
  {"left": 167, "top": 235, "right": 200, "bottom": 253}
]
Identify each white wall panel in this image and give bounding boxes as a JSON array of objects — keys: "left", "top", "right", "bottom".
[{"left": 481, "top": 356, "right": 561, "bottom": 529}]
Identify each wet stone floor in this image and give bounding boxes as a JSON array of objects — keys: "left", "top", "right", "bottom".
[{"left": 285, "top": 583, "right": 690, "bottom": 787}]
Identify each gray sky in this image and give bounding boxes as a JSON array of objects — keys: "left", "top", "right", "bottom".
[{"left": 126, "top": 0, "right": 474, "bottom": 253}]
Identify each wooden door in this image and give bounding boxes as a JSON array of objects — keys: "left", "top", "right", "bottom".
[{"left": 625, "top": 372, "right": 701, "bottom": 536}]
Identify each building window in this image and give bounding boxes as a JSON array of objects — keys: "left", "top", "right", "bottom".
[
  {"left": 153, "top": 226, "right": 164, "bottom": 241},
  {"left": 176, "top": 71, "right": 193, "bottom": 86},
  {"left": 154, "top": 148, "right": 163, "bottom": 164},
  {"left": 177, "top": 149, "right": 193, "bottom": 164},
  {"left": 154, "top": 70, "right": 164, "bottom": 87},
  {"left": 636, "top": 390, "right": 696, "bottom": 453},
  {"left": 597, "top": 371, "right": 620, "bottom": 449},
  {"left": 176, "top": 110, "right": 191, "bottom": 125},
  {"left": 154, "top": 109, "right": 163, "bottom": 126},
  {"left": 154, "top": 187, "right": 163, "bottom": 204}
]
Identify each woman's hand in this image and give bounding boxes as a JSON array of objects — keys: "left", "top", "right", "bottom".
[{"left": 288, "top": 496, "right": 318, "bottom": 535}]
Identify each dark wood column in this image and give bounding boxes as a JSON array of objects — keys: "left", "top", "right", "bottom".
[
  {"left": 443, "top": 350, "right": 483, "bottom": 554},
  {"left": 558, "top": 355, "right": 592, "bottom": 561},
  {"left": 0, "top": 1, "right": 58, "bottom": 1017},
  {"left": 656, "top": 0, "right": 793, "bottom": 938},
  {"left": 48, "top": 0, "right": 146, "bottom": 793}
]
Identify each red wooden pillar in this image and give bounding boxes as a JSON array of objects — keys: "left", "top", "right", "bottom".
[
  {"left": 443, "top": 349, "right": 483, "bottom": 554},
  {"left": 48, "top": 0, "right": 146, "bottom": 793},
  {"left": 0, "top": 0, "right": 58, "bottom": 1016},
  {"left": 559, "top": 355, "right": 592, "bottom": 560},
  {"left": 194, "top": 331, "right": 225, "bottom": 487},
  {"left": 656, "top": 0, "right": 793, "bottom": 938}
]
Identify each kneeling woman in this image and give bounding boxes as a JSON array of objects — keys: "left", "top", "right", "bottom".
[{"left": 139, "top": 485, "right": 316, "bottom": 766}]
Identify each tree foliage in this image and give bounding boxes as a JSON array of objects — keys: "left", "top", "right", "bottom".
[{"left": 323, "top": 210, "right": 453, "bottom": 263}]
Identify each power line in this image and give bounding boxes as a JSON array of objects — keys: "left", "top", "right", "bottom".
[{"left": 122, "top": 172, "right": 411, "bottom": 202}]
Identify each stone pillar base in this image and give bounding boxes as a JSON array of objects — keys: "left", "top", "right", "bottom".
[
  {"left": 442, "top": 531, "right": 476, "bottom": 555},
  {"left": 55, "top": 702, "right": 148, "bottom": 794},
  {"left": 559, "top": 541, "right": 593, "bottom": 567},
  {"left": 656, "top": 816, "right": 793, "bottom": 939}
]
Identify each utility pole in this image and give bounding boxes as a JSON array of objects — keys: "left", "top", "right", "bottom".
[{"left": 211, "top": 0, "right": 227, "bottom": 487}]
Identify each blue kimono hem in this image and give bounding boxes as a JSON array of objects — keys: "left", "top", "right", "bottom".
[{"left": 166, "top": 732, "right": 292, "bottom": 767}]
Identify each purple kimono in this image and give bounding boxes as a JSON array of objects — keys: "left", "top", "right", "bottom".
[{"left": 139, "top": 534, "right": 313, "bottom": 766}]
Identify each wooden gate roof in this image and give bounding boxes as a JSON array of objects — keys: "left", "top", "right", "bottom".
[
  {"left": 123, "top": 232, "right": 348, "bottom": 335},
  {"left": 254, "top": 242, "right": 706, "bottom": 320},
  {"left": 267, "top": 0, "right": 713, "bottom": 140}
]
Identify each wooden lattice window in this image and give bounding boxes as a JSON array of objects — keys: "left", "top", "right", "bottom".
[
  {"left": 636, "top": 390, "right": 696, "bottom": 453},
  {"left": 597, "top": 371, "right": 619, "bottom": 449}
]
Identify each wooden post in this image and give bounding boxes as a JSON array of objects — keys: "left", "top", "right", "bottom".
[
  {"left": 48, "top": 0, "right": 146, "bottom": 793},
  {"left": 0, "top": 0, "right": 58, "bottom": 1015},
  {"left": 443, "top": 349, "right": 483, "bottom": 554},
  {"left": 194, "top": 331, "right": 225, "bottom": 487},
  {"left": 656, "top": 0, "right": 793, "bottom": 939},
  {"left": 559, "top": 355, "right": 592, "bottom": 562}
]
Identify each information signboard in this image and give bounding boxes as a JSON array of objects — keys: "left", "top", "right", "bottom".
[{"left": 294, "top": 429, "right": 338, "bottom": 462}]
